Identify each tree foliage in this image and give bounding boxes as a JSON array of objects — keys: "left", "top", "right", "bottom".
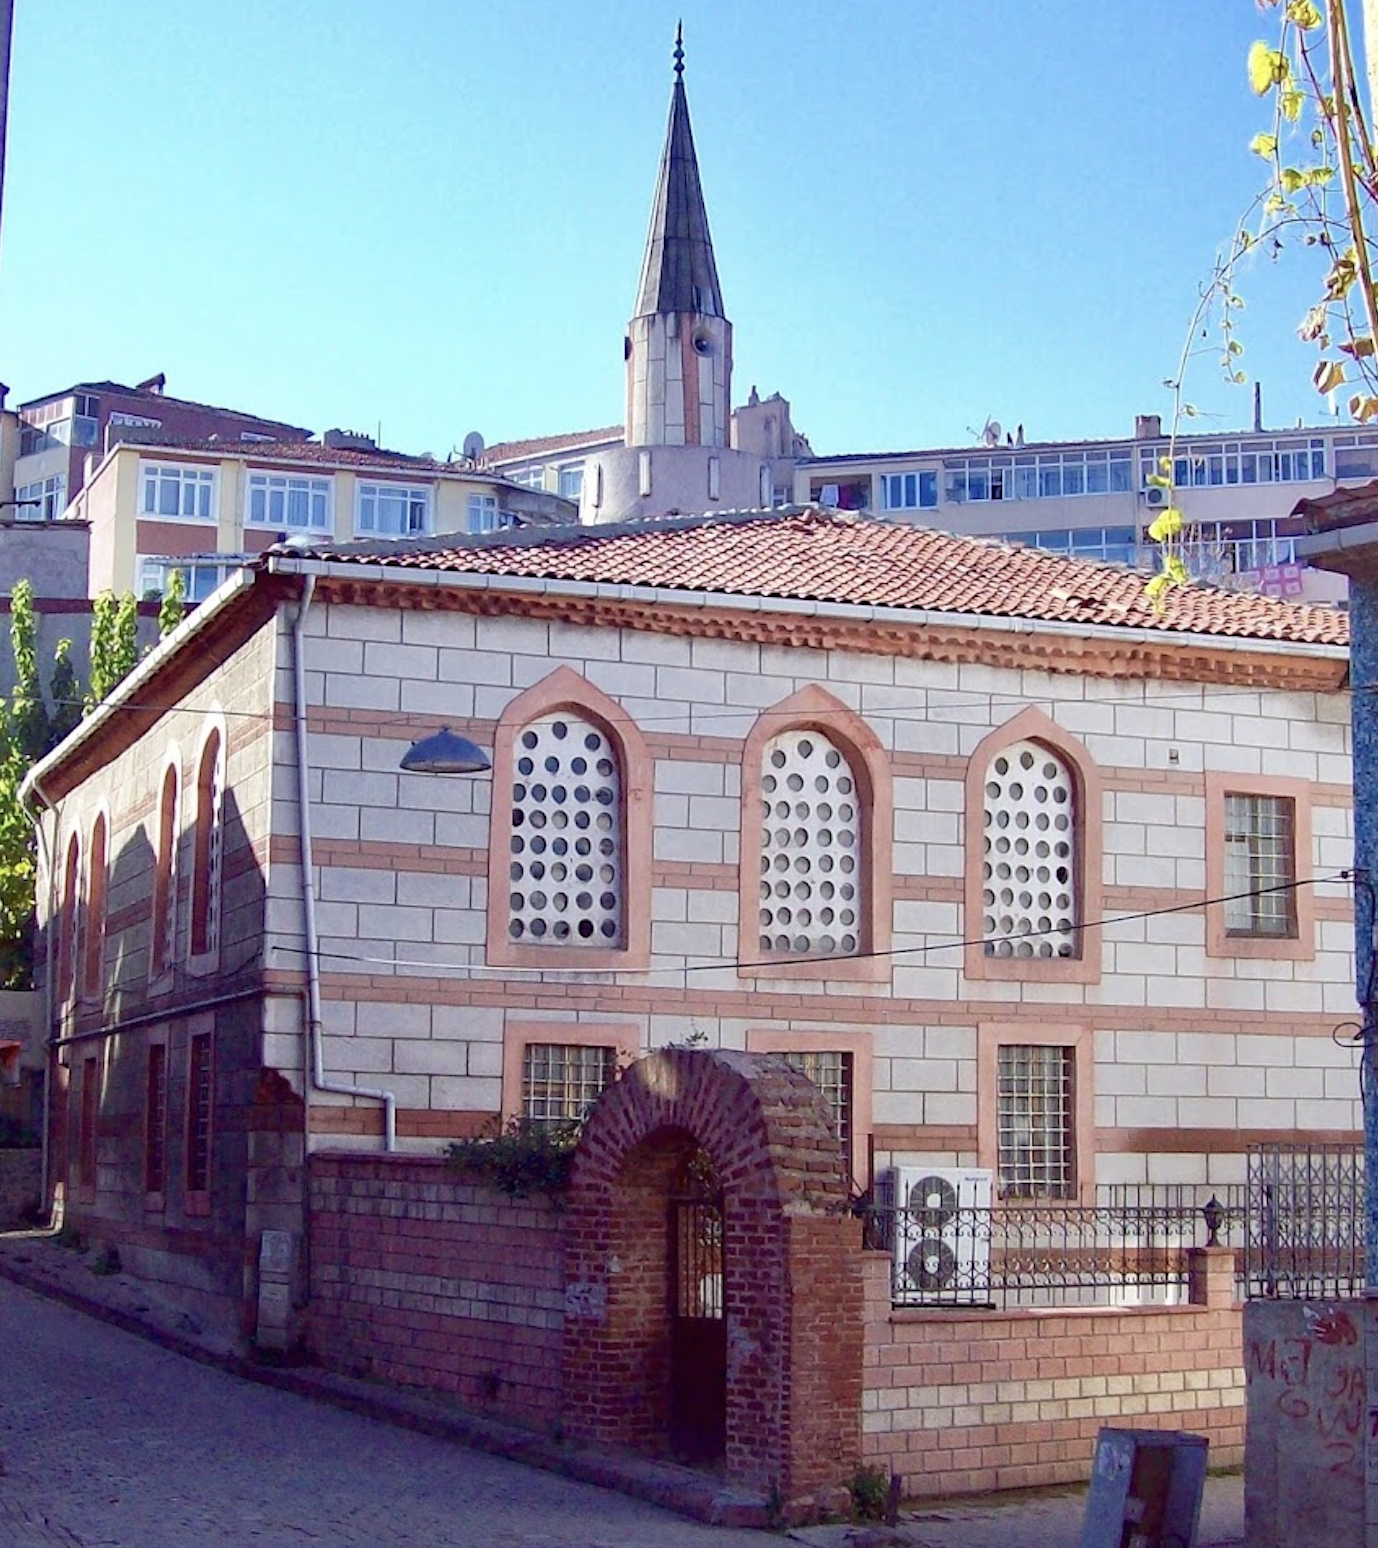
[{"left": 0, "top": 578, "right": 183, "bottom": 987}]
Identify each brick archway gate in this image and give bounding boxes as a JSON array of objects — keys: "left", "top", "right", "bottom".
[{"left": 561, "top": 1048, "right": 864, "bottom": 1509}]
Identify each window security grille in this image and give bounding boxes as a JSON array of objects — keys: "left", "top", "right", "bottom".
[
  {"left": 508, "top": 714, "right": 623, "bottom": 946},
  {"left": 981, "top": 740, "right": 1076, "bottom": 958},
  {"left": 521, "top": 1043, "right": 616, "bottom": 1127},
  {"left": 1223, "top": 794, "right": 1295, "bottom": 936},
  {"left": 997, "top": 1044, "right": 1074, "bottom": 1198},
  {"left": 758, "top": 731, "right": 861, "bottom": 957},
  {"left": 782, "top": 1049, "right": 853, "bottom": 1149}
]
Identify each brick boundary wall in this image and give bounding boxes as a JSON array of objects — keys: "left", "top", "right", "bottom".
[
  {"left": 859, "top": 1252, "right": 1245, "bottom": 1495},
  {"left": 307, "top": 1154, "right": 566, "bottom": 1430},
  {"left": 0, "top": 1149, "right": 41, "bottom": 1227}
]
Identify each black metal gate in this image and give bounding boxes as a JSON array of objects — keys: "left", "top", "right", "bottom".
[{"left": 668, "top": 1187, "right": 725, "bottom": 1462}]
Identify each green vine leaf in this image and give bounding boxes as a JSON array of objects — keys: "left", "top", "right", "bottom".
[
  {"left": 1248, "top": 40, "right": 1291, "bottom": 94},
  {"left": 1147, "top": 508, "right": 1184, "bottom": 543},
  {"left": 1314, "top": 358, "right": 1347, "bottom": 392}
]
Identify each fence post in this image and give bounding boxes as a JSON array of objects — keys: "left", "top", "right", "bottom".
[{"left": 1187, "top": 1246, "right": 1235, "bottom": 1309}]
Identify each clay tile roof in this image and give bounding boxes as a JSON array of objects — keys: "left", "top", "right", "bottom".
[
  {"left": 141, "top": 438, "right": 487, "bottom": 476},
  {"left": 480, "top": 426, "right": 624, "bottom": 464},
  {"left": 267, "top": 508, "right": 1351, "bottom": 648}
]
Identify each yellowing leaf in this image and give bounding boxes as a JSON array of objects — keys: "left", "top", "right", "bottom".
[
  {"left": 1350, "top": 394, "right": 1378, "bottom": 422},
  {"left": 1145, "top": 472, "right": 1171, "bottom": 488},
  {"left": 1148, "top": 508, "right": 1184, "bottom": 543},
  {"left": 1144, "top": 573, "right": 1172, "bottom": 612},
  {"left": 1158, "top": 456, "right": 1172, "bottom": 474},
  {"left": 1165, "top": 556, "right": 1190, "bottom": 586},
  {"left": 1250, "top": 132, "right": 1279, "bottom": 158},
  {"left": 1248, "top": 40, "right": 1290, "bottom": 94},
  {"left": 1281, "top": 90, "right": 1305, "bottom": 121},
  {"left": 1340, "top": 336, "right": 1376, "bottom": 359},
  {"left": 1315, "top": 359, "right": 1347, "bottom": 393},
  {"left": 1286, "top": 0, "right": 1322, "bottom": 28},
  {"left": 1280, "top": 166, "right": 1305, "bottom": 193}
]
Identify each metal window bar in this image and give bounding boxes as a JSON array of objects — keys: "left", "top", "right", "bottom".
[
  {"left": 781, "top": 1049, "right": 852, "bottom": 1150},
  {"left": 186, "top": 1035, "right": 212, "bottom": 1194},
  {"left": 521, "top": 1042, "right": 616, "bottom": 1128},
  {"left": 997, "top": 1044, "right": 1074, "bottom": 1198},
  {"left": 863, "top": 1183, "right": 1249, "bottom": 1310},
  {"left": 1223, "top": 793, "right": 1295, "bottom": 936},
  {"left": 1244, "top": 1142, "right": 1365, "bottom": 1300}
]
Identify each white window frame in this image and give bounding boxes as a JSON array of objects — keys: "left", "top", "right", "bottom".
[
  {"left": 556, "top": 463, "right": 585, "bottom": 500},
  {"left": 15, "top": 475, "right": 66, "bottom": 521},
  {"left": 467, "top": 493, "right": 501, "bottom": 533},
  {"left": 355, "top": 481, "right": 432, "bottom": 537},
  {"left": 140, "top": 462, "right": 216, "bottom": 522},
  {"left": 246, "top": 471, "right": 332, "bottom": 532}
]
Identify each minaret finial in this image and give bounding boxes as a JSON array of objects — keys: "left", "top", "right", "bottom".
[{"left": 673, "top": 22, "right": 684, "bottom": 79}]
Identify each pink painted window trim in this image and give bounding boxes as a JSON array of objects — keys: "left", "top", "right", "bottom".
[
  {"left": 746, "top": 1027, "right": 874, "bottom": 1193},
  {"left": 189, "top": 727, "right": 224, "bottom": 965},
  {"left": 737, "top": 685, "right": 892, "bottom": 984},
  {"left": 150, "top": 762, "right": 179, "bottom": 981},
  {"left": 976, "top": 1020, "right": 1096, "bottom": 1204},
  {"left": 486, "top": 667, "right": 653, "bottom": 971},
  {"left": 500, "top": 1019, "right": 642, "bottom": 1127},
  {"left": 1203, "top": 771, "right": 1315, "bottom": 961},
  {"left": 963, "top": 708, "right": 1103, "bottom": 985},
  {"left": 57, "top": 833, "right": 81, "bottom": 1009}
]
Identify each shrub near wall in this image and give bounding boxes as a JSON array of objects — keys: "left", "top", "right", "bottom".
[
  {"left": 308, "top": 1154, "right": 567, "bottom": 1428},
  {"left": 858, "top": 1254, "right": 1245, "bottom": 1495}
]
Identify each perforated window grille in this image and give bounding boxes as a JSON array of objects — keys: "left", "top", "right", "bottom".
[
  {"left": 758, "top": 730, "right": 861, "bottom": 957},
  {"left": 508, "top": 714, "right": 623, "bottom": 947},
  {"left": 521, "top": 1042, "right": 616, "bottom": 1127},
  {"left": 997, "top": 1043, "right": 1074, "bottom": 1198},
  {"left": 782, "top": 1049, "right": 853, "bottom": 1149},
  {"left": 1224, "top": 793, "right": 1296, "bottom": 936},
  {"left": 981, "top": 740, "right": 1077, "bottom": 958}
]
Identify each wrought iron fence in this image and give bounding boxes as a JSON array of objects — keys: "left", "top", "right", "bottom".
[
  {"left": 1243, "top": 1142, "right": 1365, "bottom": 1300},
  {"left": 862, "top": 1182, "right": 1247, "bottom": 1311}
]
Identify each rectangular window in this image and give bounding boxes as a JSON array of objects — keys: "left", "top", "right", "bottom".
[
  {"left": 996, "top": 1043, "right": 1074, "bottom": 1199},
  {"left": 782, "top": 1049, "right": 853, "bottom": 1155},
  {"left": 356, "top": 481, "right": 431, "bottom": 537},
  {"left": 1223, "top": 793, "right": 1297, "bottom": 936},
  {"left": 521, "top": 1042, "right": 615, "bottom": 1129},
  {"left": 557, "top": 464, "right": 584, "bottom": 500},
  {"left": 79, "top": 1055, "right": 100, "bottom": 1190},
  {"left": 140, "top": 462, "right": 215, "bottom": 521},
  {"left": 467, "top": 493, "right": 502, "bottom": 533},
  {"left": 145, "top": 1044, "right": 168, "bottom": 1195},
  {"left": 246, "top": 472, "right": 331, "bottom": 531},
  {"left": 15, "top": 476, "right": 66, "bottom": 521},
  {"left": 186, "top": 1033, "right": 213, "bottom": 1196}
]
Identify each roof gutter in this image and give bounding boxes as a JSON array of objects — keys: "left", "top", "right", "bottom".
[{"left": 262, "top": 553, "right": 1349, "bottom": 666}]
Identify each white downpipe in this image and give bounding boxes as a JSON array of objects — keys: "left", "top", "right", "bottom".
[{"left": 290, "top": 576, "right": 397, "bottom": 1151}]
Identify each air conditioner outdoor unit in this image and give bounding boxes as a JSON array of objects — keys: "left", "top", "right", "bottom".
[
  {"left": 889, "top": 1166, "right": 993, "bottom": 1306},
  {"left": 1143, "top": 483, "right": 1173, "bottom": 509}
]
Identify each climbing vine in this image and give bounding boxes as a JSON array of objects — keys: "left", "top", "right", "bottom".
[{"left": 1148, "top": 0, "right": 1376, "bottom": 603}]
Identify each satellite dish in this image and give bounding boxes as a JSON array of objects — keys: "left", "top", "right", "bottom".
[
  {"left": 462, "top": 430, "right": 485, "bottom": 462},
  {"left": 982, "top": 420, "right": 1003, "bottom": 447}
]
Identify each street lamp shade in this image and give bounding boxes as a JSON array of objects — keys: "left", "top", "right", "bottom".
[{"left": 400, "top": 727, "right": 492, "bottom": 775}]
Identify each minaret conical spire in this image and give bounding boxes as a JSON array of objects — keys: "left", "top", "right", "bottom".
[{"left": 632, "top": 26, "right": 724, "bottom": 320}]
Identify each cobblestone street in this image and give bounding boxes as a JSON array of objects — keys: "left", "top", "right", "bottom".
[{"left": 1, "top": 1276, "right": 768, "bottom": 1548}]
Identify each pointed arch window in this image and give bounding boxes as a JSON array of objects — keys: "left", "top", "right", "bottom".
[
  {"left": 57, "top": 833, "right": 81, "bottom": 1006},
  {"left": 739, "top": 686, "right": 892, "bottom": 983},
  {"left": 151, "top": 762, "right": 180, "bottom": 979},
  {"left": 486, "top": 668, "right": 652, "bottom": 970},
  {"left": 190, "top": 729, "right": 224, "bottom": 961},
  {"left": 964, "top": 710, "right": 1102, "bottom": 984},
  {"left": 82, "top": 814, "right": 107, "bottom": 999}
]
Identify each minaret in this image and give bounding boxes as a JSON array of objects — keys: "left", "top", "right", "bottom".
[{"left": 624, "top": 26, "right": 732, "bottom": 450}]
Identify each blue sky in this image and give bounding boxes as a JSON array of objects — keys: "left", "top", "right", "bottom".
[{"left": 0, "top": 1, "right": 1341, "bottom": 458}]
